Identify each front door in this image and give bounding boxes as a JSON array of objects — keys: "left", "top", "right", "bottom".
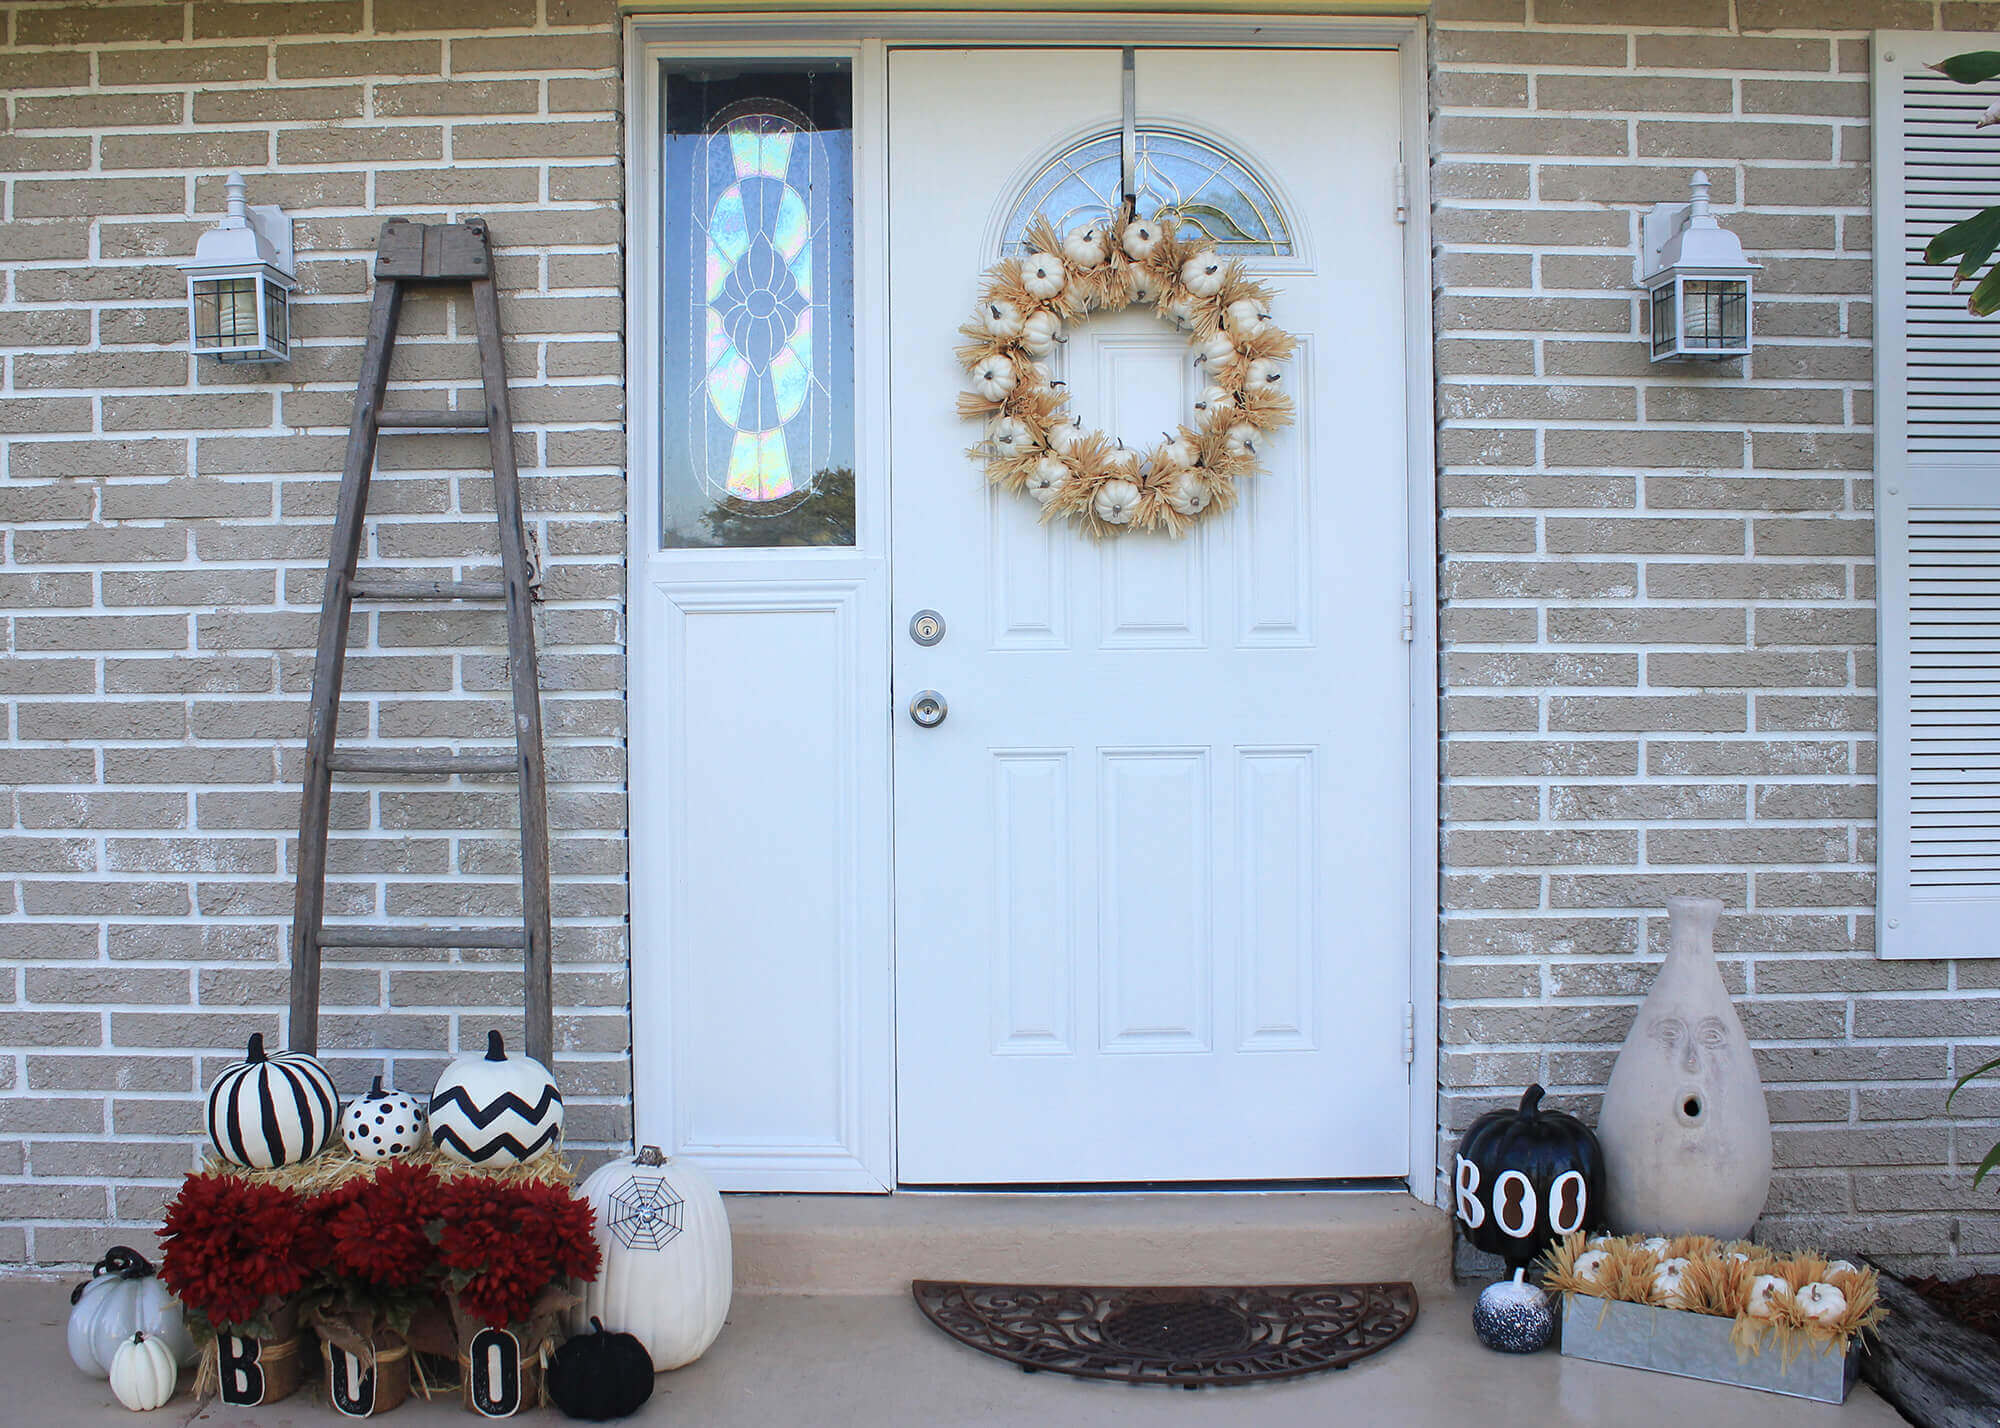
[{"left": 889, "top": 48, "right": 1414, "bottom": 1183}]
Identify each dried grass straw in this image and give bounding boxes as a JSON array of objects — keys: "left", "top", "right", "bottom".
[{"left": 203, "top": 1141, "right": 576, "bottom": 1194}]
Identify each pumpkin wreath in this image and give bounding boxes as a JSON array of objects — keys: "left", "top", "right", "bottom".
[{"left": 956, "top": 206, "right": 1295, "bottom": 537}]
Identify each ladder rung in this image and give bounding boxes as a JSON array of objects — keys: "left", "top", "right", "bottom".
[
  {"left": 316, "top": 925, "right": 528, "bottom": 950},
  {"left": 326, "top": 748, "right": 517, "bottom": 776},
  {"left": 349, "top": 579, "right": 507, "bottom": 602},
  {"left": 376, "top": 409, "right": 488, "bottom": 429}
]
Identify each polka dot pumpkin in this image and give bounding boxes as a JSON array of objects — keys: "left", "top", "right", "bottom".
[{"left": 340, "top": 1075, "right": 427, "bottom": 1161}]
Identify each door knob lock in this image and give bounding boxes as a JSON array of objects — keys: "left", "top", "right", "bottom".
[
  {"left": 909, "top": 690, "right": 948, "bottom": 728},
  {"left": 909, "top": 609, "right": 945, "bottom": 646}
]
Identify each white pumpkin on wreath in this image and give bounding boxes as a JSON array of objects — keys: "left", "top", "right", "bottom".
[{"left": 955, "top": 205, "right": 1295, "bottom": 538}]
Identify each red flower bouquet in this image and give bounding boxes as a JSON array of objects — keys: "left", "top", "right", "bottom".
[
  {"left": 305, "top": 1161, "right": 449, "bottom": 1399},
  {"left": 158, "top": 1172, "right": 322, "bottom": 1336},
  {"left": 432, "top": 1176, "right": 601, "bottom": 1330}
]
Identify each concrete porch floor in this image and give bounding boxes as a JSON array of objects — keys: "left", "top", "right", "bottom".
[{"left": 12, "top": 1278, "right": 1903, "bottom": 1427}]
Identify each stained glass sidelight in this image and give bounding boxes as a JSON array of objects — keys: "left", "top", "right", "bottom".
[
  {"left": 1001, "top": 127, "right": 1291, "bottom": 258},
  {"left": 660, "top": 62, "right": 855, "bottom": 547}
]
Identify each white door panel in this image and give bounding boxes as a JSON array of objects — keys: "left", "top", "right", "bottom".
[{"left": 890, "top": 47, "right": 1412, "bottom": 1184}]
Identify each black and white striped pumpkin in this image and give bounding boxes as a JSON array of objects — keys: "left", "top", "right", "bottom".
[
  {"left": 205, "top": 1034, "right": 339, "bottom": 1169},
  {"left": 429, "top": 1030, "right": 563, "bottom": 1166}
]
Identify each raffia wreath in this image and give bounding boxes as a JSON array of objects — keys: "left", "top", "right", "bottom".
[{"left": 957, "top": 207, "right": 1294, "bottom": 538}]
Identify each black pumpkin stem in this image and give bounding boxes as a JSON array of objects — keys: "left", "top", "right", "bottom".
[
  {"left": 369, "top": 1075, "right": 385, "bottom": 1096},
  {"left": 1518, "top": 1084, "right": 1546, "bottom": 1118},
  {"left": 71, "top": 1246, "right": 155, "bottom": 1304},
  {"left": 245, "top": 1032, "right": 266, "bottom": 1062},
  {"left": 590, "top": 1317, "right": 605, "bottom": 1334},
  {"left": 484, "top": 1029, "right": 506, "bottom": 1062}
]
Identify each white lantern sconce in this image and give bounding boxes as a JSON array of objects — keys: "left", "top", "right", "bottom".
[
  {"left": 181, "top": 171, "right": 295, "bottom": 363},
  {"left": 1640, "top": 170, "right": 1759, "bottom": 362}
]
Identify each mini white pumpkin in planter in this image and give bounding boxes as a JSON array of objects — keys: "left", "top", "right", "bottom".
[
  {"left": 68, "top": 1248, "right": 197, "bottom": 1378},
  {"left": 109, "top": 1332, "right": 178, "bottom": 1412},
  {"left": 573, "top": 1146, "right": 733, "bottom": 1371}
]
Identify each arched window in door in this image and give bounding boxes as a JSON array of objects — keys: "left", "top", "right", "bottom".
[{"left": 999, "top": 127, "right": 1292, "bottom": 258}]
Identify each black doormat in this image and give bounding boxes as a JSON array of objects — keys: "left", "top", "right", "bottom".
[{"left": 912, "top": 1281, "right": 1418, "bottom": 1388}]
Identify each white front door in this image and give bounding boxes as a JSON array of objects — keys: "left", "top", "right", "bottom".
[{"left": 889, "top": 48, "right": 1415, "bottom": 1183}]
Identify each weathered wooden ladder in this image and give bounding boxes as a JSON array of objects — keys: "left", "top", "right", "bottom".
[{"left": 289, "top": 217, "right": 553, "bottom": 1065}]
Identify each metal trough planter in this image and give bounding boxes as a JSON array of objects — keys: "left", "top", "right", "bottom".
[{"left": 1560, "top": 1294, "right": 1861, "bottom": 1404}]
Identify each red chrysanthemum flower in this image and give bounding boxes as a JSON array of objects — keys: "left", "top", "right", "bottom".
[
  {"left": 158, "top": 1173, "right": 318, "bottom": 1328},
  {"left": 429, "top": 1176, "right": 601, "bottom": 1328}
]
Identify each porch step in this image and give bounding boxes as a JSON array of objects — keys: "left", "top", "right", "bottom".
[{"left": 723, "top": 1190, "right": 1454, "bottom": 1298}]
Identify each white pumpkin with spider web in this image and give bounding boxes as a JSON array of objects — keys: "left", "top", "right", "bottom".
[{"left": 571, "top": 1146, "right": 734, "bottom": 1372}]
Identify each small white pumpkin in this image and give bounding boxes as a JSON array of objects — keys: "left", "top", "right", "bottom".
[
  {"left": 1225, "top": 298, "right": 1270, "bottom": 338},
  {"left": 1798, "top": 1281, "right": 1848, "bottom": 1326},
  {"left": 428, "top": 1030, "right": 563, "bottom": 1167},
  {"left": 1061, "top": 224, "right": 1108, "bottom": 270},
  {"left": 1827, "top": 1259, "right": 1858, "bottom": 1276},
  {"left": 1573, "top": 1249, "right": 1611, "bottom": 1285},
  {"left": 1092, "top": 479, "right": 1142, "bottom": 526},
  {"left": 1196, "top": 386, "right": 1237, "bottom": 418},
  {"left": 1158, "top": 436, "right": 1201, "bottom": 471},
  {"left": 1019, "top": 309, "right": 1063, "bottom": 357},
  {"left": 1165, "top": 295, "right": 1197, "bottom": 327},
  {"left": 68, "top": 1248, "right": 196, "bottom": 1378},
  {"left": 1046, "top": 420, "right": 1084, "bottom": 454},
  {"left": 1025, "top": 458, "right": 1067, "bottom": 506},
  {"left": 1223, "top": 423, "right": 1260, "bottom": 459},
  {"left": 1245, "top": 358, "right": 1284, "bottom": 390},
  {"left": 1165, "top": 471, "right": 1211, "bottom": 517},
  {"left": 572, "top": 1147, "right": 733, "bottom": 1371},
  {"left": 1638, "top": 1236, "right": 1672, "bottom": 1254},
  {"left": 1180, "top": 249, "right": 1226, "bottom": 297},
  {"left": 109, "top": 1332, "right": 177, "bottom": 1412},
  {"left": 1021, "top": 253, "right": 1064, "bottom": 300},
  {"left": 1651, "top": 1256, "right": 1690, "bottom": 1305},
  {"left": 988, "top": 416, "right": 1036, "bottom": 456},
  {"left": 1198, "top": 334, "right": 1238, "bottom": 369},
  {"left": 1747, "top": 1273, "right": 1789, "bottom": 1319},
  {"left": 980, "top": 298, "right": 1024, "bottom": 340},
  {"left": 1120, "top": 217, "right": 1161, "bottom": 261},
  {"left": 1104, "top": 445, "right": 1140, "bottom": 476},
  {"left": 969, "top": 355, "right": 1017, "bottom": 404},
  {"left": 340, "top": 1075, "right": 426, "bottom": 1161},
  {"left": 1127, "top": 267, "right": 1159, "bottom": 304}
]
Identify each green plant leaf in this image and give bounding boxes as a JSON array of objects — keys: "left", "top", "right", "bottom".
[
  {"left": 1924, "top": 206, "right": 2000, "bottom": 277},
  {"left": 1933, "top": 51, "right": 2000, "bottom": 84},
  {"left": 1971, "top": 264, "right": 2000, "bottom": 316},
  {"left": 1972, "top": 1137, "right": 2000, "bottom": 1189},
  {"left": 1948, "top": 1053, "right": 2000, "bottom": 1106}
]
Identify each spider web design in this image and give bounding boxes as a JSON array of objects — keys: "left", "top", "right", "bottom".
[{"left": 605, "top": 1173, "right": 686, "bottom": 1252}]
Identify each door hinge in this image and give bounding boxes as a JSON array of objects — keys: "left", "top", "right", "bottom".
[
  {"left": 1402, "top": 1002, "right": 1416, "bottom": 1066},
  {"left": 1401, "top": 582, "right": 1415, "bottom": 642},
  {"left": 1393, "top": 160, "right": 1409, "bottom": 225}
]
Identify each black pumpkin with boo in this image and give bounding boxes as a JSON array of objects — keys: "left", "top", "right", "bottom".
[
  {"left": 548, "top": 1318, "right": 654, "bottom": 1422},
  {"left": 1453, "top": 1084, "right": 1607, "bottom": 1270}
]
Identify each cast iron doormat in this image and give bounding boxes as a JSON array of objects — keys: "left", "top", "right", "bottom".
[{"left": 911, "top": 1281, "right": 1419, "bottom": 1388}]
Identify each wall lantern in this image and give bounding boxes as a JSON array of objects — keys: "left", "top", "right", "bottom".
[
  {"left": 1640, "top": 170, "right": 1759, "bottom": 362},
  {"left": 181, "top": 171, "right": 295, "bottom": 363}
]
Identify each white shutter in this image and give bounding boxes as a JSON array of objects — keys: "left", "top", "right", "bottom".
[{"left": 1875, "top": 33, "right": 2000, "bottom": 957}]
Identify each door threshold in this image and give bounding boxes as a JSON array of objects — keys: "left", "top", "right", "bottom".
[{"left": 888, "top": 1177, "right": 1411, "bottom": 1196}]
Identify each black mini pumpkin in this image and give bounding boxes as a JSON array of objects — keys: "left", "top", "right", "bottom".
[
  {"left": 1453, "top": 1084, "right": 1606, "bottom": 1270},
  {"left": 547, "top": 1317, "right": 654, "bottom": 1422}
]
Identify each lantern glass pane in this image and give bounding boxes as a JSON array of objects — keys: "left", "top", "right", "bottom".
[
  {"left": 192, "top": 276, "right": 262, "bottom": 351},
  {"left": 264, "top": 276, "right": 288, "bottom": 355},
  {"left": 1681, "top": 278, "right": 1747, "bottom": 353},
  {"left": 1650, "top": 282, "right": 1677, "bottom": 358}
]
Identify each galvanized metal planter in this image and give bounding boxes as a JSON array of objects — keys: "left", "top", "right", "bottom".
[{"left": 1561, "top": 1294, "right": 1862, "bottom": 1404}]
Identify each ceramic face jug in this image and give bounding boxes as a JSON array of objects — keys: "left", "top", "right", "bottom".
[{"left": 1597, "top": 897, "right": 1771, "bottom": 1238}]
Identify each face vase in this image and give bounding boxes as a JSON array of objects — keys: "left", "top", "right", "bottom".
[
  {"left": 1021, "top": 252, "right": 1065, "bottom": 301},
  {"left": 1092, "top": 479, "right": 1141, "bottom": 526}
]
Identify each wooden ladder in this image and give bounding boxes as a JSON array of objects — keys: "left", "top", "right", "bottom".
[{"left": 289, "top": 217, "right": 553, "bottom": 1065}]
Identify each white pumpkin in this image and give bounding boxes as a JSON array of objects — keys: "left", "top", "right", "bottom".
[
  {"left": 1196, "top": 386, "right": 1237, "bottom": 418},
  {"left": 1092, "top": 479, "right": 1142, "bottom": 526},
  {"left": 980, "top": 298, "right": 1023, "bottom": 340},
  {"left": 1224, "top": 298, "right": 1270, "bottom": 338},
  {"left": 572, "top": 1147, "right": 733, "bottom": 1372},
  {"left": 1021, "top": 252, "right": 1064, "bottom": 301},
  {"left": 1127, "top": 267, "right": 1159, "bottom": 305},
  {"left": 1245, "top": 358, "right": 1284, "bottom": 390},
  {"left": 1573, "top": 1249, "right": 1611, "bottom": 1285},
  {"left": 1651, "top": 1256, "right": 1690, "bottom": 1305},
  {"left": 68, "top": 1248, "right": 197, "bottom": 1377},
  {"left": 1045, "top": 420, "right": 1084, "bottom": 454},
  {"left": 1180, "top": 249, "right": 1226, "bottom": 297},
  {"left": 1158, "top": 437, "right": 1201, "bottom": 471},
  {"left": 1747, "top": 1273, "right": 1789, "bottom": 1319},
  {"left": 1164, "top": 295, "right": 1196, "bottom": 327},
  {"left": 339, "top": 1075, "right": 426, "bottom": 1161},
  {"left": 1104, "top": 445, "right": 1140, "bottom": 476},
  {"left": 1061, "top": 224, "right": 1108, "bottom": 270},
  {"left": 1019, "top": 309, "right": 1063, "bottom": 357},
  {"left": 1120, "top": 218, "right": 1161, "bottom": 261},
  {"left": 1198, "top": 334, "right": 1238, "bottom": 369},
  {"left": 1223, "top": 423, "right": 1260, "bottom": 459},
  {"left": 969, "top": 355, "right": 1017, "bottom": 404},
  {"left": 1827, "top": 1259, "right": 1858, "bottom": 1276},
  {"left": 205, "top": 1033, "right": 338, "bottom": 1169},
  {"left": 1798, "top": 1281, "right": 1847, "bottom": 1326},
  {"left": 1025, "top": 457, "right": 1067, "bottom": 506},
  {"left": 1165, "top": 471, "right": 1211, "bottom": 517},
  {"left": 1638, "top": 1236, "right": 1672, "bottom": 1254},
  {"left": 428, "top": 1030, "right": 563, "bottom": 1166},
  {"left": 109, "top": 1332, "right": 177, "bottom": 1412},
  {"left": 988, "top": 416, "right": 1036, "bottom": 457}
]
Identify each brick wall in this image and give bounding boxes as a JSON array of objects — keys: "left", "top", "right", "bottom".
[
  {"left": 1434, "top": 0, "right": 2000, "bottom": 1274},
  {"left": 0, "top": 0, "right": 626, "bottom": 1264}
]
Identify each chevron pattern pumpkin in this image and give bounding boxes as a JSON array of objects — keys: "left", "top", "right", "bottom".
[
  {"left": 205, "top": 1034, "right": 339, "bottom": 1169},
  {"left": 429, "top": 1030, "right": 563, "bottom": 1166}
]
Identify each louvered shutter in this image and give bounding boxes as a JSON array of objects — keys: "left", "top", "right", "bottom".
[{"left": 1876, "top": 34, "right": 2000, "bottom": 958}]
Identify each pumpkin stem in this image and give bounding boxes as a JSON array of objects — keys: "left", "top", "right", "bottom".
[
  {"left": 590, "top": 1317, "right": 605, "bottom": 1334},
  {"left": 1518, "top": 1084, "right": 1546, "bottom": 1118},
  {"left": 369, "top": 1074, "right": 385, "bottom": 1096},
  {"left": 484, "top": 1029, "right": 506, "bottom": 1062},
  {"left": 1513, "top": 1268, "right": 1528, "bottom": 1286},
  {"left": 245, "top": 1032, "right": 266, "bottom": 1062},
  {"left": 636, "top": 1145, "right": 665, "bottom": 1167}
]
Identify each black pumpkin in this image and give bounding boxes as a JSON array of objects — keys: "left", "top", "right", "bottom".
[
  {"left": 547, "top": 1317, "right": 654, "bottom": 1422},
  {"left": 1453, "top": 1084, "right": 1606, "bottom": 1270}
]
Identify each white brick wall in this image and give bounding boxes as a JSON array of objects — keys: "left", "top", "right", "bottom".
[
  {"left": 0, "top": 0, "right": 627, "bottom": 1264},
  {"left": 1435, "top": 0, "right": 2000, "bottom": 1274}
]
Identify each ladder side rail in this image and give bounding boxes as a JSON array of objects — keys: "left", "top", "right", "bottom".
[
  {"left": 470, "top": 270, "right": 555, "bottom": 1067},
  {"left": 288, "top": 279, "right": 404, "bottom": 1055}
]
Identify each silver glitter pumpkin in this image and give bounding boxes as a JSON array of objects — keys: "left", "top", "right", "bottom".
[{"left": 1473, "top": 1270, "right": 1555, "bottom": 1354}]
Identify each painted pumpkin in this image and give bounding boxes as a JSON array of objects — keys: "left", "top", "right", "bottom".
[
  {"left": 429, "top": 1030, "right": 562, "bottom": 1166},
  {"left": 68, "top": 1247, "right": 196, "bottom": 1377},
  {"left": 571, "top": 1146, "right": 733, "bottom": 1371},
  {"left": 205, "top": 1033, "right": 338, "bottom": 1169},
  {"left": 340, "top": 1075, "right": 427, "bottom": 1161},
  {"left": 547, "top": 1318, "right": 654, "bottom": 1421},
  {"left": 1453, "top": 1084, "right": 1606, "bottom": 1270},
  {"left": 109, "top": 1332, "right": 178, "bottom": 1412}
]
